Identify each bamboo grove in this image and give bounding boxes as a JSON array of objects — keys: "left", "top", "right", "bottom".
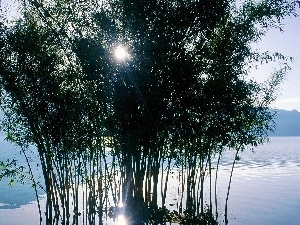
[{"left": 0, "top": 0, "right": 295, "bottom": 224}]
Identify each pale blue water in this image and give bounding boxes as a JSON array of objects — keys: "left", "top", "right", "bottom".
[
  {"left": 0, "top": 136, "right": 300, "bottom": 224},
  {"left": 218, "top": 136, "right": 300, "bottom": 225},
  {"left": 228, "top": 137, "right": 300, "bottom": 225},
  {"left": 0, "top": 137, "right": 43, "bottom": 210}
]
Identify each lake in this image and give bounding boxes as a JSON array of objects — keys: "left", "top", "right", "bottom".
[{"left": 0, "top": 136, "right": 300, "bottom": 225}]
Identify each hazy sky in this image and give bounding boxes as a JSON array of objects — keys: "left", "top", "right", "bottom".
[
  {"left": 1, "top": 0, "right": 300, "bottom": 111},
  {"left": 258, "top": 11, "right": 300, "bottom": 111}
]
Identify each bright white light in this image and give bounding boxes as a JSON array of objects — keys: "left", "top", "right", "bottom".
[
  {"left": 116, "top": 215, "right": 127, "bottom": 225},
  {"left": 118, "top": 202, "right": 124, "bottom": 208},
  {"left": 114, "top": 46, "right": 127, "bottom": 61}
]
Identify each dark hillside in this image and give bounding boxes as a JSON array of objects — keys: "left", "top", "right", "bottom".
[{"left": 271, "top": 109, "right": 300, "bottom": 136}]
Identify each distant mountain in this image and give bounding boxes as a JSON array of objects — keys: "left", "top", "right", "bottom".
[{"left": 270, "top": 109, "right": 300, "bottom": 136}]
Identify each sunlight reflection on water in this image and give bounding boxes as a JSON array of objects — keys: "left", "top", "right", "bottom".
[{"left": 116, "top": 215, "right": 127, "bottom": 225}]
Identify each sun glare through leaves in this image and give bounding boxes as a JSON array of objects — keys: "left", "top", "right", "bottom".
[{"left": 114, "top": 45, "right": 128, "bottom": 61}]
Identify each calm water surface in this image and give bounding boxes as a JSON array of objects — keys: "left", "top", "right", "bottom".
[
  {"left": 221, "top": 137, "right": 300, "bottom": 225},
  {"left": 0, "top": 136, "right": 300, "bottom": 225}
]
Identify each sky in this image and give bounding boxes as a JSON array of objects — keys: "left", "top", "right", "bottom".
[
  {"left": 255, "top": 10, "right": 300, "bottom": 111},
  {"left": 1, "top": 0, "right": 300, "bottom": 111}
]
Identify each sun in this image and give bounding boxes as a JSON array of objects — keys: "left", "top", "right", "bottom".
[{"left": 114, "top": 46, "right": 127, "bottom": 61}]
